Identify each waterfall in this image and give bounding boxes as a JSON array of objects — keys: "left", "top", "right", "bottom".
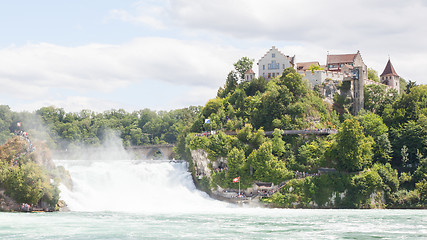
[{"left": 56, "top": 159, "right": 229, "bottom": 213}]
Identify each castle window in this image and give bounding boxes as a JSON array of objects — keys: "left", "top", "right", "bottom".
[
  {"left": 272, "top": 73, "right": 275, "bottom": 77},
  {"left": 269, "top": 60, "right": 279, "bottom": 69},
  {"left": 268, "top": 73, "right": 271, "bottom": 78},
  {"left": 263, "top": 65, "right": 265, "bottom": 70},
  {"left": 272, "top": 53, "right": 276, "bottom": 58}
]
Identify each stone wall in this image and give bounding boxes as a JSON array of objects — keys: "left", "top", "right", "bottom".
[{"left": 301, "top": 70, "right": 344, "bottom": 87}]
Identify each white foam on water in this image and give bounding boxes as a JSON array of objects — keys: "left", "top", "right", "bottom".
[{"left": 56, "top": 159, "right": 231, "bottom": 213}]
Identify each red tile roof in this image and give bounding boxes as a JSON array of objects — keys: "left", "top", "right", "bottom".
[
  {"left": 380, "top": 59, "right": 399, "bottom": 77},
  {"left": 245, "top": 68, "right": 255, "bottom": 74},
  {"left": 296, "top": 61, "right": 320, "bottom": 71},
  {"left": 327, "top": 53, "right": 356, "bottom": 64}
]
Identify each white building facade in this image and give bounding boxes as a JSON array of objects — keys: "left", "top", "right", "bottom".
[
  {"left": 302, "top": 70, "right": 344, "bottom": 87},
  {"left": 257, "top": 46, "right": 295, "bottom": 79}
]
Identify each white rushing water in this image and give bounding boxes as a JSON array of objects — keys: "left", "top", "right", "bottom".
[{"left": 56, "top": 159, "right": 230, "bottom": 213}]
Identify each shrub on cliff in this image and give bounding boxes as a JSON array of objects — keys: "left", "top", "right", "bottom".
[{"left": 0, "top": 137, "right": 61, "bottom": 208}]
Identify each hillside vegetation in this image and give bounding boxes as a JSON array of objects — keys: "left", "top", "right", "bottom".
[{"left": 180, "top": 63, "right": 426, "bottom": 208}]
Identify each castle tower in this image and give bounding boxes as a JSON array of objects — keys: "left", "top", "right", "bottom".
[
  {"left": 380, "top": 59, "right": 400, "bottom": 94},
  {"left": 352, "top": 65, "right": 366, "bottom": 115}
]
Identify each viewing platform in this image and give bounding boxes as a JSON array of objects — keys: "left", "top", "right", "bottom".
[{"left": 222, "top": 129, "right": 337, "bottom": 136}]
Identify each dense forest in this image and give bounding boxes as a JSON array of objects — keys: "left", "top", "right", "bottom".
[
  {"left": 0, "top": 105, "right": 200, "bottom": 150},
  {"left": 180, "top": 59, "right": 426, "bottom": 208}
]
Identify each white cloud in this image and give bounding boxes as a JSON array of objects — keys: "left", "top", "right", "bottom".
[
  {"left": 171, "top": 86, "right": 218, "bottom": 109},
  {"left": 12, "top": 96, "right": 125, "bottom": 113},
  {"left": 108, "top": 0, "right": 426, "bottom": 83},
  {"left": 167, "top": 0, "right": 427, "bottom": 47},
  {"left": 109, "top": 0, "right": 169, "bottom": 29},
  {"left": 1, "top": 0, "right": 426, "bottom": 114},
  {"left": 0, "top": 38, "right": 246, "bottom": 102},
  {"left": 0, "top": 37, "right": 258, "bottom": 112}
]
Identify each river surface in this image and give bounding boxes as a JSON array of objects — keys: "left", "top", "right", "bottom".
[{"left": 1, "top": 159, "right": 426, "bottom": 239}]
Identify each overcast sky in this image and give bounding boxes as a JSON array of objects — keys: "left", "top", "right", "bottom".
[{"left": 0, "top": 0, "right": 426, "bottom": 113}]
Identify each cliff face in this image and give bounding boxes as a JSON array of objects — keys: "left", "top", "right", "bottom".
[
  {"left": 189, "top": 148, "right": 387, "bottom": 209},
  {"left": 191, "top": 149, "right": 212, "bottom": 179}
]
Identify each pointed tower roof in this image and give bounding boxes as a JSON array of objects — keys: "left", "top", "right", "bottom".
[{"left": 380, "top": 59, "right": 399, "bottom": 77}]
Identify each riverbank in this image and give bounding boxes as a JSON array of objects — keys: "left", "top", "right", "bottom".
[
  {"left": 0, "top": 188, "right": 65, "bottom": 212},
  {"left": 0, "top": 189, "right": 19, "bottom": 212}
]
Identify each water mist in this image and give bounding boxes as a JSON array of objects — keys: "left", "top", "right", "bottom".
[{"left": 55, "top": 133, "right": 229, "bottom": 213}]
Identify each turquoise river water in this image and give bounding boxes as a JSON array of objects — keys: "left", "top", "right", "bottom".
[{"left": 1, "top": 159, "right": 425, "bottom": 239}]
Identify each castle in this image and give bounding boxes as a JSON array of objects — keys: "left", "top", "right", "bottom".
[{"left": 246, "top": 46, "right": 400, "bottom": 114}]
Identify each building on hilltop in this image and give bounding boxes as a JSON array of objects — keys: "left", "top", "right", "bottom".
[
  {"left": 244, "top": 68, "right": 255, "bottom": 81},
  {"left": 297, "top": 51, "right": 367, "bottom": 115},
  {"left": 326, "top": 51, "right": 364, "bottom": 73},
  {"left": 253, "top": 47, "right": 401, "bottom": 115},
  {"left": 257, "top": 46, "right": 295, "bottom": 79},
  {"left": 296, "top": 61, "right": 321, "bottom": 72},
  {"left": 298, "top": 51, "right": 366, "bottom": 88},
  {"left": 326, "top": 51, "right": 367, "bottom": 114},
  {"left": 380, "top": 59, "right": 400, "bottom": 94}
]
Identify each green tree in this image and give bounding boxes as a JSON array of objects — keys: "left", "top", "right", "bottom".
[
  {"left": 390, "top": 119, "right": 426, "bottom": 170},
  {"left": 405, "top": 80, "right": 417, "bottom": 94},
  {"left": 373, "top": 133, "right": 393, "bottom": 164},
  {"left": 226, "top": 147, "right": 246, "bottom": 181},
  {"left": 202, "top": 98, "right": 224, "bottom": 119},
  {"left": 217, "top": 71, "right": 239, "bottom": 98},
  {"left": 245, "top": 77, "right": 268, "bottom": 96},
  {"left": 233, "top": 57, "right": 254, "bottom": 81},
  {"left": 382, "top": 85, "right": 426, "bottom": 128},
  {"left": 308, "top": 64, "right": 324, "bottom": 72},
  {"left": 368, "top": 68, "right": 379, "bottom": 82},
  {"left": 350, "top": 168, "right": 383, "bottom": 207},
  {"left": 330, "top": 119, "right": 374, "bottom": 172},
  {"left": 4, "top": 161, "right": 58, "bottom": 205},
  {"left": 358, "top": 112, "right": 388, "bottom": 139},
  {"left": 271, "top": 129, "right": 286, "bottom": 157},
  {"left": 399, "top": 77, "right": 407, "bottom": 94},
  {"left": 416, "top": 179, "right": 427, "bottom": 204},
  {"left": 0, "top": 105, "right": 13, "bottom": 144},
  {"left": 279, "top": 68, "right": 308, "bottom": 101},
  {"left": 364, "top": 84, "right": 399, "bottom": 114},
  {"left": 247, "top": 141, "right": 289, "bottom": 184}
]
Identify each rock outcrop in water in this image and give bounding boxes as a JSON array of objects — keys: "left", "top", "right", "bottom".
[{"left": 0, "top": 136, "right": 72, "bottom": 212}]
